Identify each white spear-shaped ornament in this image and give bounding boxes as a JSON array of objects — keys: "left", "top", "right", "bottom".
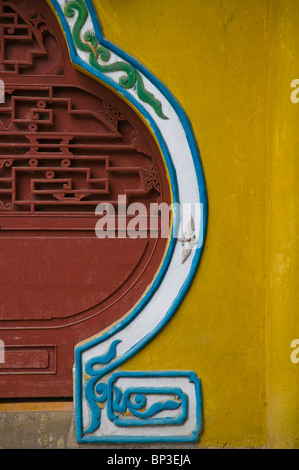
[{"left": 178, "top": 216, "right": 197, "bottom": 264}]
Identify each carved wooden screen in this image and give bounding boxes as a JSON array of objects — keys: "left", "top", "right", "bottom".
[{"left": 0, "top": 0, "right": 171, "bottom": 397}]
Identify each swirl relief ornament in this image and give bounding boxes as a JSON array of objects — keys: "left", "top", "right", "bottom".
[{"left": 64, "top": 0, "right": 168, "bottom": 120}]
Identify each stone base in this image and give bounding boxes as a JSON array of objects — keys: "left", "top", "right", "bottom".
[{"left": 0, "top": 406, "right": 197, "bottom": 449}]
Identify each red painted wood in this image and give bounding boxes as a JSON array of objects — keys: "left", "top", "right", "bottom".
[{"left": 0, "top": 0, "right": 171, "bottom": 397}]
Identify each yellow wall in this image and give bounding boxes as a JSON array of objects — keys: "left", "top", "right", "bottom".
[
  {"left": 266, "top": 0, "right": 299, "bottom": 449},
  {"left": 93, "top": 0, "right": 299, "bottom": 448}
]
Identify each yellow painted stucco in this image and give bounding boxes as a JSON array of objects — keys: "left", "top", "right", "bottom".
[{"left": 92, "top": 0, "right": 299, "bottom": 448}]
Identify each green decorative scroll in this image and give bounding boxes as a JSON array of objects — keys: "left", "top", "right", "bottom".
[{"left": 64, "top": 0, "right": 168, "bottom": 120}]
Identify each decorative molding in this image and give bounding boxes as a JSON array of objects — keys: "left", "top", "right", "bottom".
[
  {"left": 142, "top": 163, "right": 161, "bottom": 193},
  {"left": 0, "top": 82, "right": 163, "bottom": 214},
  {"left": 64, "top": 0, "right": 168, "bottom": 120},
  {"left": 49, "top": 0, "right": 208, "bottom": 443},
  {"left": 98, "top": 100, "right": 126, "bottom": 129}
]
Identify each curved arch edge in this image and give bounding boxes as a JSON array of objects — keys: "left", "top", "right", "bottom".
[{"left": 47, "top": 0, "right": 208, "bottom": 443}]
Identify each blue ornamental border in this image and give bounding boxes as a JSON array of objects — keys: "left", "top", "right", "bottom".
[{"left": 48, "top": 0, "right": 208, "bottom": 443}]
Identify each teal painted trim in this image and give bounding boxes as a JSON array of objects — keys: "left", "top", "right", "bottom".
[
  {"left": 64, "top": 0, "right": 168, "bottom": 119},
  {"left": 83, "top": 371, "right": 202, "bottom": 443},
  {"left": 49, "top": 0, "right": 207, "bottom": 443},
  {"left": 106, "top": 372, "right": 188, "bottom": 426},
  {"left": 85, "top": 339, "right": 121, "bottom": 375},
  {"left": 85, "top": 0, "right": 208, "bottom": 203}
]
